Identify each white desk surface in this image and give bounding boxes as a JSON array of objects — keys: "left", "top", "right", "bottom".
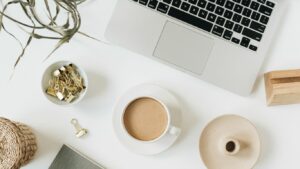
[{"left": 0, "top": 0, "right": 299, "bottom": 168}]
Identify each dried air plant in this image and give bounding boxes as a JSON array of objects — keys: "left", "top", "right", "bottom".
[{"left": 0, "top": 0, "right": 100, "bottom": 70}]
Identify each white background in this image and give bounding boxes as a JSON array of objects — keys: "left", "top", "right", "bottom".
[{"left": 0, "top": 0, "right": 300, "bottom": 168}]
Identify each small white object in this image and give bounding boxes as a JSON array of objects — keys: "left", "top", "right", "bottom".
[
  {"left": 56, "top": 92, "right": 64, "bottom": 101},
  {"left": 65, "top": 94, "right": 76, "bottom": 103},
  {"left": 71, "top": 119, "right": 88, "bottom": 138},
  {"left": 168, "top": 126, "right": 181, "bottom": 136},
  {"left": 53, "top": 70, "right": 61, "bottom": 77},
  {"left": 59, "top": 66, "right": 66, "bottom": 72}
]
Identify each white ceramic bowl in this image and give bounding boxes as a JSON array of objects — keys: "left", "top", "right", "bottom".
[{"left": 41, "top": 61, "right": 88, "bottom": 106}]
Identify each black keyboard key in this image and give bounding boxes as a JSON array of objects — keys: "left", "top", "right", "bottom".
[
  {"left": 208, "top": 0, "right": 215, "bottom": 2},
  {"left": 181, "top": 2, "right": 190, "bottom": 11},
  {"left": 250, "top": 21, "right": 266, "bottom": 33},
  {"left": 148, "top": 0, "right": 158, "bottom": 8},
  {"left": 240, "top": 37, "right": 250, "bottom": 47},
  {"left": 133, "top": 0, "right": 138, "bottom": 2},
  {"left": 163, "top": 0, "right": 172, "bottom": 4},
  {"left": 190, "top": 6, "right": 200, "bottom": 15},
  {"left": 197, "top": 0, "right": 207, "bottom": 8},
  {"left": 242, "top": 8, "right": 252, "bottom": 17},
  {"left": 251, "top": 11, "right": 260, "bottom": 20},
  {"left": 266, "top": 1, "right": 275, "bottom": 8},
  {"left": 216, "top": 0, "right": 226, "bottom": 6},
  {"left": 234, "top": 4, "right": 243, "bottom": 13},
  {"left": 250, "top": 1, "right": 259, "bottom": 10},
  {"left": 223, "top": 30, "right": 233, "bottom": 40},
  {"left": 249, "top": 45, "right": 258, "bottom": 51},
  {"left": 224, "top": 10, "right": 233, "bottom": 19},
  {"left": 225, "top": 20, "right": 234, "bottom": 29},
  {"left": 225, "top": 1, "right": 234, "bottom": 10},
  {"left": 232, "top": 37, "right": 240, "bottom": 44},
  {"left": 259, "top": 5, "right": 272, "bottom": 16},
  {"left": 233, "top": 14, "right": 242, "bottom": 23},
  {"left": 260, "top": 15, "right": 269, "bottom": 24},
  {"left": 168, "top": 7, "right": 213, "bottom": 32},
  {"left": 189, "top": 0, "right": 197, "bottom": 5},
  {"left": 172, "top": 0, "right": 181, "bottom": 7},
  {"left": 189, "top": 0, "right": 198, "bottom": 5},
  {"left": 212, "top": 25, "right": 224, "bottom": 36},
  {"left": 233, "top": 24, "right": 243, "bottom": 33},
  {"left": 241, "top": 0, "right": 251, "bottom": 7},
  {"left": 215, "top": 6, "right": 225, "bottom": 15},
  {"left": 242, "top": 27, "right": 262, "bottom": 41},
  {"left": 139, "top": 0, "right": 148, "bottom": 5},
  {"left": 216, "top": 17, "right": 225, "bottom": 26},
  {"left": 207, "top": 13, "right": 217, "bottom": 22},
  {"left": 198, "top": 9, "right": 208, "bottom": 18},
  {"left": 157, "top": 3, "right": 169, "bottom": 13},
  {"left": 233, "top": 0, "right": 241, "bottom": 3},
  {"left": 206, "top": 3, "right": 216, "bottom": 12},
  {"left": 241, "top": 17, "right": 251, "bottom": 26},
  {"left": 257, "top": 0, "right": 266, "bottom": 4}
]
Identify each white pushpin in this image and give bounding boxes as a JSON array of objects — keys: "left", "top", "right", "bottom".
[
  {"left": 71, "top": 119, "right": 88, "bottom": 138},
  {"left": 53, "top": 70, "right": 61, "bottom": 77}
]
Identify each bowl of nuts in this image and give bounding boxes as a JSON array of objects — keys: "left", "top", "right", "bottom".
[{"left": 42, "top": 61, "right": 88, "bottom": 106}]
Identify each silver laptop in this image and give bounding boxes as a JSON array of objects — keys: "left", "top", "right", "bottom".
[{"left": 105, "top": 0, "right": 287, "bottom": 95}]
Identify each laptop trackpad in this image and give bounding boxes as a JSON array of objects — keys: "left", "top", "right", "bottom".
[{"left": 154, "top": 22, "right": 214, "bottom": 75}]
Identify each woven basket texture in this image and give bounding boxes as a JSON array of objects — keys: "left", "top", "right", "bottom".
[{"left": 0, "top": 118, "right": 37, "bottom": 169}]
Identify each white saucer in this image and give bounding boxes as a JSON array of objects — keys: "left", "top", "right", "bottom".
[{"left": 113, "top": 84, "right": 181, "bottom": 155}]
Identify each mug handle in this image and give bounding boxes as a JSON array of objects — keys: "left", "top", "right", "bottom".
[{"left": 168, "top": 126, "right": 181, "bottom": 136}]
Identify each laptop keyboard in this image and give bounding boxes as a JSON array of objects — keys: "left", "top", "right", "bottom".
[{"left": 132, "top": 0, "right": 276, "bottom": 52}]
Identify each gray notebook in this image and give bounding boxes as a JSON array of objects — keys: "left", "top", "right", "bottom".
[{"left": 49, "top": 145, "right": 105, "bottom": 169}]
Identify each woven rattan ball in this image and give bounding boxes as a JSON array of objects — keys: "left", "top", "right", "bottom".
[{"left": 0, "top": 118, "right": 37, "bottom": 169}]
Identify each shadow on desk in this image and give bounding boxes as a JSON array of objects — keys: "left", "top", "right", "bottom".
[
  {"left": 73, "top": 71, "right": 109, "bottom": 111},
  {"left": 171, "top": 92, "right": 199, "bottom": 146},
  {"left": 84, "top": 71, "right": 108, "bottom": 101},
  {"left": 254, "top": 123, "right": 274, "bottom": 166},
  {"left": 33, "top": 129, "right": 61, "bottom": 167}
]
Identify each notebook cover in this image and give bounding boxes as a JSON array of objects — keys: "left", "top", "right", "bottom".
[{"left": 49, "top": 145, "right": 105, "bottom": 169}]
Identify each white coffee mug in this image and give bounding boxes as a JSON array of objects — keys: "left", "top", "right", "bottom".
[
  {"left": 121, "top": 96, "right": 181, "bottom": 143},
  {"left": 113, "top": 84, "right": 182, "bottom": 155}
]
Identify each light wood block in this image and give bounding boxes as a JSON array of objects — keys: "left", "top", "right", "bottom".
[{"left": 264, "top": 69, "right": 300, "bottom": 106}]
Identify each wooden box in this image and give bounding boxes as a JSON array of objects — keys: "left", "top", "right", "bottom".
[{"left": 264, "top": 69, "right": 300, "bottom": 106}]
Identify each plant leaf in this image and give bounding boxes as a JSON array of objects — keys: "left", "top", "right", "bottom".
[
  {"left": 14, "top": 32, "right": 33, "bottom": 68},
  {"left": 43, "top": 36, "right": 70, "bottom": 62},
  {"left": 0, "top": 0, "right": 104, "bottom": 73}
]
